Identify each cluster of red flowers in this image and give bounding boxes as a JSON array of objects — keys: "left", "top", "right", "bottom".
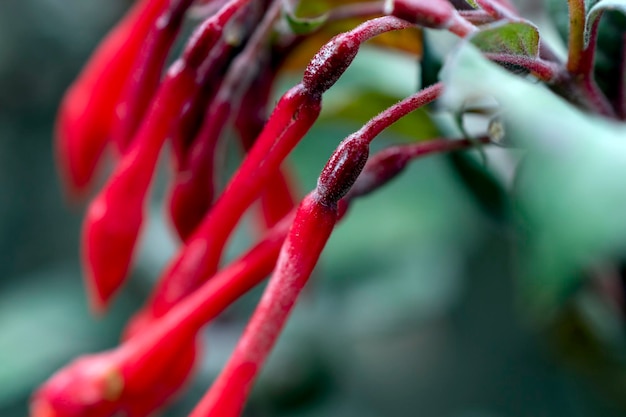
[{"left": 31, "top": 1, "right": 520, "bottom": 416}]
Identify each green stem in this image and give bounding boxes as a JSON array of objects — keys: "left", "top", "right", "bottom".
[{"left": 567, "top": 0, "right": 586, "bottom": 73}]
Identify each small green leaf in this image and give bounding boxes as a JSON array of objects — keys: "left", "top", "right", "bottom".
[
  {"left": 470, "top": 21, "right": 540, "bottom": 57},
  {"left": 584, "top": 0, "right": 626, "bottom": 46},
  {"left": 465, "top": 0, "right": 479, "bottom": 8},
  {"left": 283, "top": 6, "right": 328, "bottom": 35}
]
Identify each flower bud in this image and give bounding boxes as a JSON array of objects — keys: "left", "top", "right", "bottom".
[{"left": 317, "top": 136, "right": 370, "bottom": 205}]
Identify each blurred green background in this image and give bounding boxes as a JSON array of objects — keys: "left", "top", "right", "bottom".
[{"left": 2, "top": 1, "right": 626, "bottom": 417}]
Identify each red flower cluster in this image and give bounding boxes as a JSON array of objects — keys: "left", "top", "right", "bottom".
[{"left": 34, "top": 1, "right": 503, "bottom": 416}]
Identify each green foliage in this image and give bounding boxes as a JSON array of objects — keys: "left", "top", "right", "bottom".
[
  {"left": 470, "top": 21, "right": 540, "bottom": 57},
  {"left": 283, "top": 5, "right": 328, "bottom": 35},
  {"left": 441, "top": 44, "right": 626, "bottom": 312}
]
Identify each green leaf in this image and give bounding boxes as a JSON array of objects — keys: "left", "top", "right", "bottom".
[
  {"left": 283, "top": 5, "right": 328, "bottom": 35},
  {"left": 465, "top": 0, "right": 479, "bottom": 8},
  {"left": 469, "top": 21, "right": 540, "bottom": 57},
  {"left": 440, "top": 44, "right": 626, "bottom": 313},
  {"left": 585, "top": 0, "right": 626, "bottom": 46}
]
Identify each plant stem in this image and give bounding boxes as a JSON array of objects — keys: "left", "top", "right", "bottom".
[
  {"left": 459, "top": 9, "right": 497, "bottom": 25},
  {"left": 474, "top": 0, "right": 517, "bottom": 20},
  {"left": 347, "top": 137, "right": 491, "bottom": 198},
  {"left": 327, "top": 1, "right": 386, "bottom": 21},
  {"left": 566, "top": 0, "right": 586, "bottom": 74},
  {"left": 483, "top": 53, "right": 560, "bottom": 82},
  {"left": 358, "top": 82, "right": 443, "bottom": 141}
]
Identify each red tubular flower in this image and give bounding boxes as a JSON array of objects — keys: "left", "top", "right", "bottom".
[
  {"left": 111, "top": 0, "right": 196, "bottom": 153},
  {"left": 82, "top": 0, "right": 250, "bottom": 311},
  {"left": 144, "top": 84, "right": 321, "bottom": 319},
  {"left": 139, "top": 16, "right": 412, "bottom": 325},
  {"left": 32, "top": 213, "right": 295, "bottom": 417},
  {"left": 187, "top": 130, "right": 374, "bottom": 417},
  {"left": 168, "top": 0, "right": 281, "bottom": 241},
  {"left": 55, "top": 0, "right": 167, "bottom": 195},
  {"left": 186, "top": 83, "right": 449, "bottom": 417},
  {"left": 37, "top": 106, "right": 490, "bottom": 417}
]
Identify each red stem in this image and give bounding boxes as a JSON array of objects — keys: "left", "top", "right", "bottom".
[
  {"left": 327, "top": 1, "right": 385, "bottom": 21},
  {"left": 483, "top": 53, "right": 560, "bottom": 82},
  {"left": 357, "top": 82, "right": 443, "bottom": 141},
  {"left": 129, "top": 138, "right": 490, "bottom": 367},
  {"left": 474, "top": 0, "right": 517, "bottom": 20},
  {"left": 348, "top": 136, "right": 491, "bottom": 198},
  {"left": 571, "top": 8, "right": 619, "bottom": 118}
]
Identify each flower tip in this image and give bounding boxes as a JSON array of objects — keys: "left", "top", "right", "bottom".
[
  {"left": 54, "top": 88, "right": 109, "bottom": 198},
  {"left": 81, "top": 192, "right": 143, "bottom": 313},
  {"left": 54, "top": 113, "right": 91, "bottom": 200},
  {"left": 82, "top": 244, "right": 118, "bottom": 316}
]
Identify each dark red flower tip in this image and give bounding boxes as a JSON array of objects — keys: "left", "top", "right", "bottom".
[
  {"left": 303, "top": 16, "right": 411, "bottom": 96},
  {"left": 82, "top": 182, "right": 144, "bottom": 313},
  {"left": 317, "top": 136, "right": 370, "bottom": 206}
]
